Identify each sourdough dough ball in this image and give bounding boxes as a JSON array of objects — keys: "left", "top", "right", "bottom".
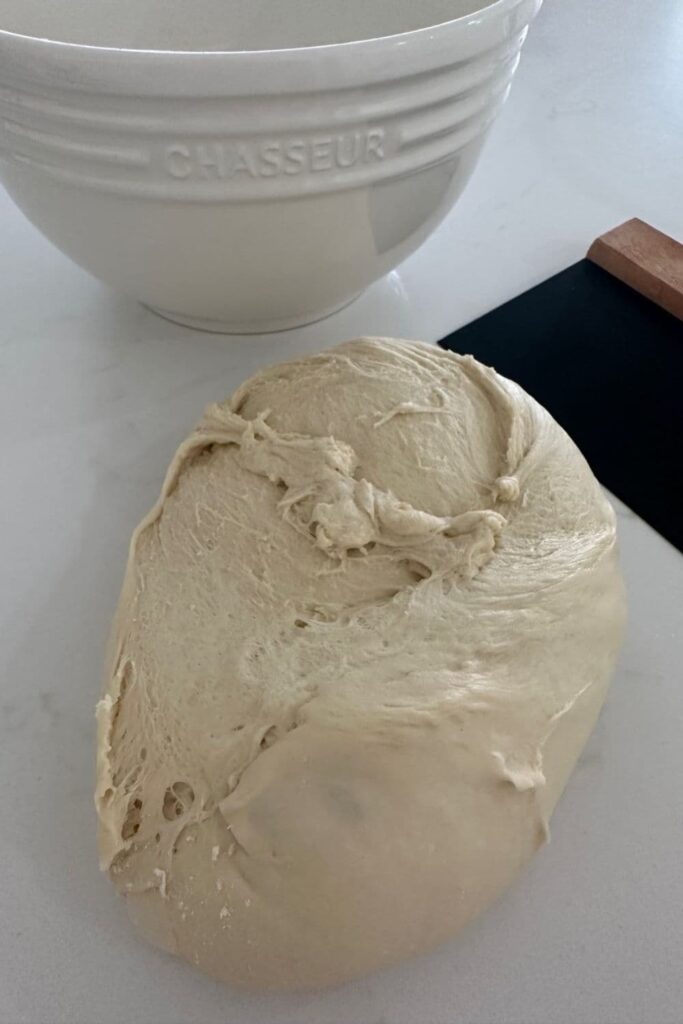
[{"left": 96, "top": 339, "right": 625, "bottom": 990}]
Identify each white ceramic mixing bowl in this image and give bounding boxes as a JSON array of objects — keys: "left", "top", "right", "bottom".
[{"left": 0, "top": 0, "right": 542, "bottom": 332}]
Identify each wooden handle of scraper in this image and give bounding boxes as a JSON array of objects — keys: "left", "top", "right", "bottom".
[{"left": 587, "top": 218, "right": 683, "bottom": 322}]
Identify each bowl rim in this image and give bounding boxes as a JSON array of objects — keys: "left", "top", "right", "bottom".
[
  {"left": 0, "top": 0, "right": 542, "bottom": 98},
  {"left": 0, "top": 0, "right": 535, "bottom": 57}
]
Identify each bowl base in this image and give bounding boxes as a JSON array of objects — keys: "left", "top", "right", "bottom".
[{"left": 146, "top": 293, "right": 363, "bottom": 335}]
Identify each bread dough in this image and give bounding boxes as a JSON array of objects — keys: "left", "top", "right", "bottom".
[{"left": 95, "top": 338, "right": 626, "bottom": 990}]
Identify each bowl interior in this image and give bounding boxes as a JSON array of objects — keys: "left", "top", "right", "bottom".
[{"left": 0, "top": 0, "right": 499, "bottom": 51}]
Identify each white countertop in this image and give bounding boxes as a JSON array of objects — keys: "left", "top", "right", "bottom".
[{"left": 1, "top": 1, "right": 682, "bottom": 1022}]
